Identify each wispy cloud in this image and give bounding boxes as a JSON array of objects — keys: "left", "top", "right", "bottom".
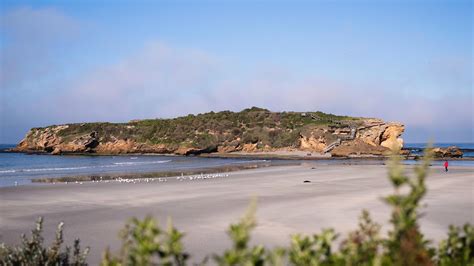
[
  {"left": 1, "top": 6, "right": 472, "bottom": 143},
  {"left": 0, "top": 6, "right": 79, "bottom": 88},
  {"left": 47, "top": 42, "right": 472, "bottom": 142},
  {"left": 1, "top": 6, "right": 80, "bottom": 142},
  {"left": 48, "top": 41, "right": 220, "bottom": 121}
]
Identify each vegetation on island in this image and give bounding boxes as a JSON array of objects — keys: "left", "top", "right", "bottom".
[
  {"left": 51, "top": 107, "right": 362, "bottom": 149},
  {"left": 1, "top": 151, "right": 473, "bottom": 265}
]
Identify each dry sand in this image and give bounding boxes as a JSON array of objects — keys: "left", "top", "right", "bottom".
[{"left": 1, "top": 163, "right": 473, "bottom": 264}]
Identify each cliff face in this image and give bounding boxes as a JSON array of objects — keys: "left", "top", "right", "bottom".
[{"left": 13, "top": 107, "right": 404, "bottom": 156}]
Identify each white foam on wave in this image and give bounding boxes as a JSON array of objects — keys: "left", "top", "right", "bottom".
[
  {"left": 230, "top": 159, "right": 268, "bottom": 164},
  {"left": 0, "top": 159, "right": 172, "bottom": 174},
  {"left": 0, "top": 169, "right": 16, "bottom": 173},
  {"left": 23, "top": 166, "right": 93, "bottom": 172},
  {"left": 0, "top": 166, "right": 95, "bottom": 173},
  {"left": 113, "top": 160, "right": 172, "bottom": 166}
]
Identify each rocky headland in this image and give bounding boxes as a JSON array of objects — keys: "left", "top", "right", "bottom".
[{"left": 12, "top": 107, "right": 405, "bottom": 157}]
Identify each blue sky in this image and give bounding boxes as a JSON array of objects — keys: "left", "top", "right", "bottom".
[{"left": 0, "top": 0, "right": 472, "bottom": 143}]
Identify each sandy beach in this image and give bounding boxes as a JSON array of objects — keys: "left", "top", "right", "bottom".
[{"left": 1, "top": 163, "right": 473, "bottom": 264}]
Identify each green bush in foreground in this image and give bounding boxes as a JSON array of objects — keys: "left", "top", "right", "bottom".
[
  {"left": 0, "top": 217, "right": 89, "bottom": 265},
  {"left": 101, "top": 217, "right": 188, "bottom": 266},
  {"left": 1, "top": 152, "right": 473, "bottom": 265}
]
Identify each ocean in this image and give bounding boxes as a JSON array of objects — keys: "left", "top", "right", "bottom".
[
  {"left": 1, "top": 143, "right": 472, "bottom": 187},
  {"left": 0, "top": 144, "right": 277, "bottom": 187}
]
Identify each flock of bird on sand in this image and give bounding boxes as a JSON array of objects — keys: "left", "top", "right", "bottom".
[{"left": 52, "top": 172, "right": 232, "bottom": 185}]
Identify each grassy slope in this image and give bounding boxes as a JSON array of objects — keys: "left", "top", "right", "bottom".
[{"left": 50, "top": 107, "right": 363, "bottom": 149}]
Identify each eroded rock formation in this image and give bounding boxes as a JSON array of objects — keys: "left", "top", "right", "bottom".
[
  {"left": 298, "top": 119, "right": 404, "bottom": 156},
  {"left": 12, "top": 108, "right": 405, "bottom": 157}
]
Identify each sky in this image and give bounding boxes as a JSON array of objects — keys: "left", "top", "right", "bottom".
[{"left": 0, "top": 0, "right": 472, "bottom": 143}]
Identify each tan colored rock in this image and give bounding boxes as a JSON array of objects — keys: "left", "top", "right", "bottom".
[
  {"left": 299, "top": 135, "right": 326, "bottom": 152},
  {"left": 262, "top": 144, "right": 274, "bottom": 152},
  {"left": 143, "top": 144, "right": 174, "bottom": 154},
  {"left": 242, "top": 143, "right": 258, "bottom": 152},
  {"left": 331, "top": 139, "right": 390, "bottom": 157},
  {"left": 13, "top": 125, "right": 68, "bottom": 152},
  {"left": 51, "top": 147, "right": 62, "bottom": 155},
  {"left": 174, "top": 147, "right": 199, "bottom": 155},
  {"left": 36, "top": 129, "right": 61, "bottom": 150},
  {"left": 15, "top": 136, "right": 30, "bottom": 151},
  {"left": 96, "top": 139, "right": 137, "bottom": 154},
  {"left": 357, "top": 121, "right": 404, "bottom": 151},
  {"left": 357, "top": 123, "right": 384, "bottom": 146},
  {"left": 218, "top": 145, "right": 238, "bottom": 153},
  {"left": 55, "top": 144, "right": 82, "bottom": 153},
  {"left": 380, "top": 123, "right": 404, "bottom": 150},
  {"left": 431, "top": 146, "right": 463, "bottom": 158}
]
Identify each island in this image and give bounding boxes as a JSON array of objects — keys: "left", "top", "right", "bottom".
[{"left": 12, "top": 107, "right": 405, "bottom": 158}]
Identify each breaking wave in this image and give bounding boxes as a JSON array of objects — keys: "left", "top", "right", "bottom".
[
  {"left": 113, "top": 160, "right": 172, "bottom": 165},
  {"left": 0, "top": 160, "right": 172, "bottom": 174}
]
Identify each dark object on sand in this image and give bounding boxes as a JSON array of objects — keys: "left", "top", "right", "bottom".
[{"left": 303, "top": 180, "right": 311, "bottom": 183}]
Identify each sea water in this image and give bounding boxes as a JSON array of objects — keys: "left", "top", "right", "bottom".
[
  {"left": 1, "top": 143, "right": 472, "bottom": 187},
  {"left": 0, "top": 145, "right": 276, "bottom": 187}
]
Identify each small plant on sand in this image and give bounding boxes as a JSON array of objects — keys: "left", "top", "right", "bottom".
[
  {"left": 382, "top": 149, "right": 435, "bottom": 265},
  {"left": 0, "top": 217, "right": 89, "bottom": 266},
  {"left": 100, "top": 216, "right": 188, "bottom": 266},
  {"left": 338, "top": 210, "right": 383, "bottom": 265},
  {"left": 288, "top": 228, "right": 338, "bottom": 265},
  {"left": 212, "top": 199, "right": 268, "bottom": 266},
  {"left": 437, "top": 224, "right": 474, "bottom": 266}
]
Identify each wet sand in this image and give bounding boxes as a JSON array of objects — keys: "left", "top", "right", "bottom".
[{"left": 1, "top": 164, "right": 472, "bottom": 264}]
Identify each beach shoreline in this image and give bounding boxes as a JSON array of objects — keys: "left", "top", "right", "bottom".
[
  {"left": 8, "top": 153, "right": 474, "bottom": 185},
  {"left": 200, "top": 150, "right": 474, "bottom": 161},
  {"left": 1, "top": 163, "right": 472, "bottom": 264},
  {"left": 4, "top": 149, "right": 474, "bottom": 161},
  {"left": 29, "top": 160, "right": 295, "bottom": 184}
]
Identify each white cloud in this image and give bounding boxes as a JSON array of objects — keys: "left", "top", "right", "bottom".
[
  {"left": 6, "top": 39, "right": 473, "bottom": 142},
  {"left": 50, "top": 41, "right": 220, "bottom": 121},
  {"left": 0, "top": 7, "right": 472, "bottom": 143},
  {"left": 0, "top": 6, "right": 79, "bottom": 89}
]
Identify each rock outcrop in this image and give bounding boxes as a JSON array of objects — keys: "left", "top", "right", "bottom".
[
  {"left": 16, "top": 125, "right": 68, "bottom": 153},
  {"left": 331, "top": 140, "right": 390, "bottom": 157},
  {"left": 431, "top": 146, "right": 463, "bottom": 158},
  {"left": 12, "top": 108, "right": 405, "bottom": 157},
  {"left": 299, "top": 134, "right": 328, "bottom": 152},
  {"left": 356, "top": 120, "right": 404, "bottom": 150},
  {"left": 298, "top": 119, "right": 404, "bottom": 156}
]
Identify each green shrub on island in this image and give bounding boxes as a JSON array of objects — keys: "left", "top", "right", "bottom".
[
  {"left": 52, "top": 107, "right": 356, "bottom": 149},
  {"left": 1, "top": 153, "right": 473, "bottom": 265}
]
